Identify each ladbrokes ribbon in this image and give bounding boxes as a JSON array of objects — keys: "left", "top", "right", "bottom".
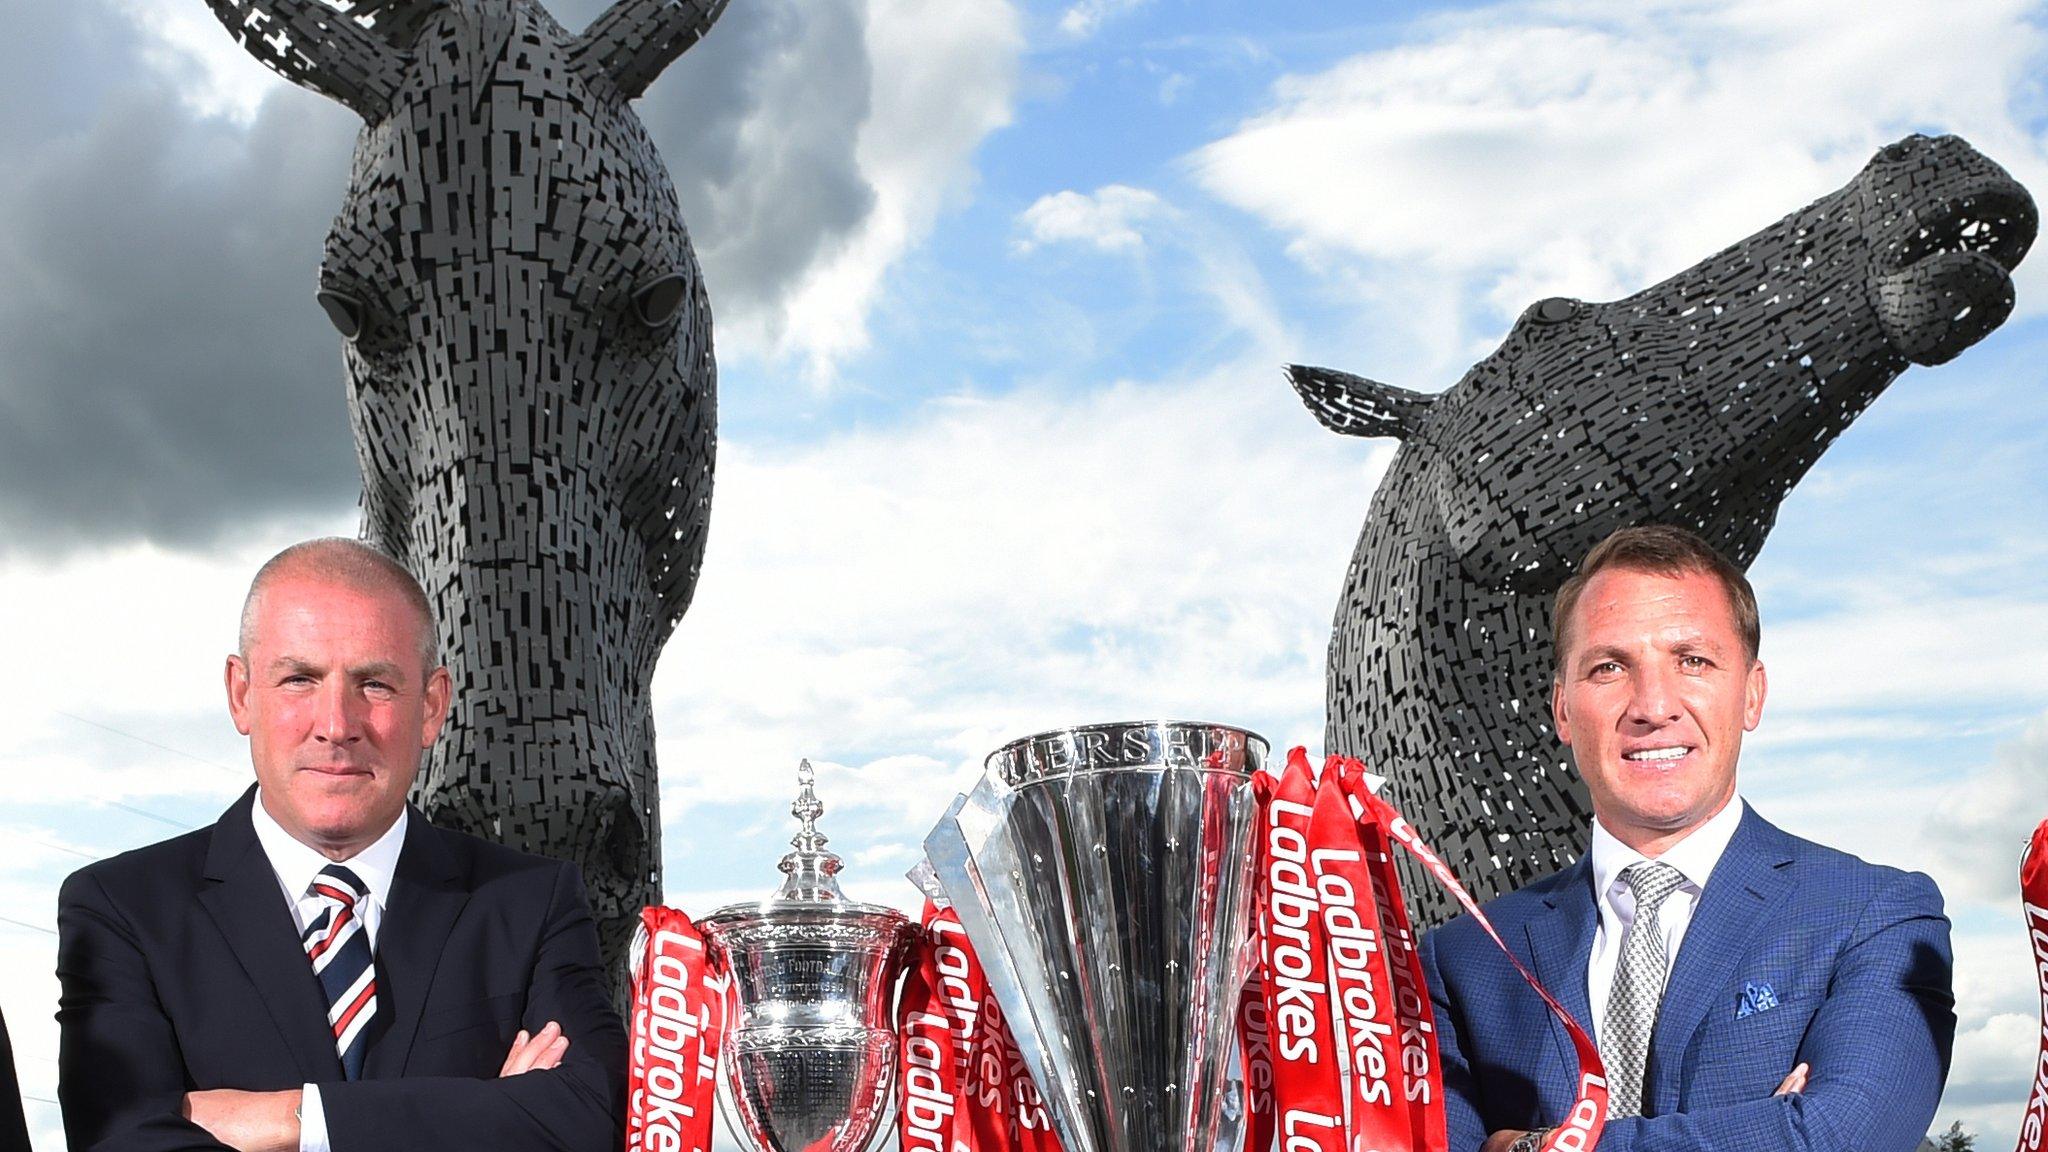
[
  {"left": 625, "top": 907, "right": 726, "bottom": 1152},
  {"left": 1337, "top": 760, "right": 1442, "bottom": 1152},
  {"left": 1252, "top": 751, "right": 1606, "bottom": 1152},
  {"left": 901, "top": 899, "right": 964, "bottom": 1152},
  {"left": 2016, "top": 819, "right": 2048, "bottom": 1152},
  {"left": 1261, "top": 749, "right": 1348, "bottom": 1152}
]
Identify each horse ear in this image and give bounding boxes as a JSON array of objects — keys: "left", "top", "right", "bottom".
[
  {"left": 202, "top": 0, "right": 407, "bottom": 121},
  {"left": 1285, "top": 365, "right": 1439, "bottom": 440},
  {"left": 569, "top": 0, "right": 730, "bottom": 99}
]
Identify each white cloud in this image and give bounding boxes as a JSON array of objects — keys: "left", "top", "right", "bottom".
[
  {"left": 1015, "top": 184, "right": 1166, "bottom": 253},
  {"left": 110, "top": 0, "right": 283, "bottom": 123},
  {"left": 1190, "top": 0, "right": 2048, "bottom": 349},
  {"left": 1057, "top": 0, "right": 1152, "bottom": 39},
  {"left": 1761, "top": 598, "right": 2048, "bottom": 716},
  {"left": 650, "top": 355, "right": 1393, "bottom": 817},
  {"left": 769, "top": 0, "right": 1024, "bottom": 378},
  {"left": 1922, "top": 710, "right": 2048, "bottom": 902}
]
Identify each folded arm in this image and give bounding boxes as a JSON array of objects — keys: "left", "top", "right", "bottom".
[
  {"left": 58, "top": 868, "right": 238, "bottom": 1152},
  {"left": 318, "top": 862, "right": 627, "bottom": 1151},
  {"left": 1593, "top": 870, "right": 1953, "bottom": 1152}
]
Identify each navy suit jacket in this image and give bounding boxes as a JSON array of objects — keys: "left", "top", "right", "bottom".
[
  {"left": 56, "top": 787, "right": 625, "bottom": 1152},
  {"left": 1421, "top": 805, "right": 1953, "bottom": 1152}
]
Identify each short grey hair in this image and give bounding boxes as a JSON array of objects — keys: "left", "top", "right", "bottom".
[{"left": 239, "top": 538, "right": 439, "bottom": 671}]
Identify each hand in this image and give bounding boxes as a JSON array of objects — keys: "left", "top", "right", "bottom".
[
  {"left": 1775, "top": 1062, "right": 1810, "bottom": 1095},
  {"left": 1480, "top": 1132, "right": 1526, "bottom": 1152},
  {"left": 182, "top": 1088, "right": 301, "bottom": 1152},
  {"left": 500, "top": 1020, "right": 570, "bottom": 1076}
]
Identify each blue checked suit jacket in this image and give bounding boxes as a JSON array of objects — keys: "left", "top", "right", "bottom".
[{"left": 1420, "top": 804, "right": 1953, "bottom": 1152}]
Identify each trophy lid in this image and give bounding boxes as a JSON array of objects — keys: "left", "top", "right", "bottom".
[
  {"left": 699, "top": 760, "right": 910, "bottom": 936},
  {"left": 986, "top": 719, "right": 1269, "bottom": 786},
  {"left": 774, "top": 758, "right": 846, "bottom": 902}
]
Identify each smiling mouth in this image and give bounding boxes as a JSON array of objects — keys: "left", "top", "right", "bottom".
[{"left": 1624, "top": 746, "right": 1693, "bottom": 763}]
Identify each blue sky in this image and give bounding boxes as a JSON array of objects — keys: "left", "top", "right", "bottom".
[{"left": 2, "top": 0, "right": 2046, "bottom": 1147}]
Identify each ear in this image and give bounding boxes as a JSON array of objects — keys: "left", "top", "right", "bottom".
[
  {"left": 570, "top": 0, "right": 730, "bottom": 99},
  {"left": 1743, "top": 659, "right": 1767, "bottom": 731},
  {"left": 1286, "top": 365, "right": 1438, "bottom": 440},
  {"left": 226, "top": 654, "right": 255, "bottom": 736},
  {"left": 1551, "top": 674, "right": 1574, "bottom": 749},
  {"left": 202, "top": 0, "right": 408, "bottom": 121},
  {"left": 419, "top": 665, "right": 453, "bottom": 750}
]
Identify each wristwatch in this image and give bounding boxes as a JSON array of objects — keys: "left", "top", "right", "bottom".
[{"left": 1508, "top": 1128, "right": 1553, "bottom": 1152}]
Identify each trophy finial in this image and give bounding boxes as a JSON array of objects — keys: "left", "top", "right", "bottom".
[{"left": 776, "top": 758, "right": 846, "bottom": 901}]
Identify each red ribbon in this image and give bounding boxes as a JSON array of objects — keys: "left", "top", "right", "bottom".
[
  {"left": 624, "top": 906, "right": 726, "bottom": 1152},
  {"left": 1338, "top": 760, "right": 1442, "bottom": 1152},
  {"left": 2016, "top": 819, "right": 2048, "bottom": 1152},
  {"left": 900, "top": 900, "right": 964, "bottom": 1152},
  {"left": 896, "top": 900, "right": 1068, "bottom": 1152},
  {"left": 1250, "top": 751, "right": 1606, "bottom": 1152},
  {"left": 1261, "top": 749, "right": 1349, "bottom": 1152}
]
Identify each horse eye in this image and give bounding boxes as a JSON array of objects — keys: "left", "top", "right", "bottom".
[
  {"left": 631, "top": 273, "right": 688, "bottom": 328},
  {"left": 316, "top": 289, "right": 366, "bottom": 341}
]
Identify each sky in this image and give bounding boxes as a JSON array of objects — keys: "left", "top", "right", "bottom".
[{"left": 1, "top": 0, "right": 2045, "bottom": 1147}]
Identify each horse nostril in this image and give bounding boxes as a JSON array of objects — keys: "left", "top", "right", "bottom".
[
  {"left": 631, "top": 273, "right": 688, "bottom": 328},
  {"left": 316, "top": 289, "right": 367, "bottom": 341},
  {"left": 601, "top": 789, "right": 646, "bottom": 881}
]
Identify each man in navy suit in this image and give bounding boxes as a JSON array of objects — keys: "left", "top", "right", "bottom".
[
  {"left": 1421, "top": 525, "right": 1952, "bottom": 1152},
  {"left": 57, "top": 539, "right": 625, "bottom": 1151}
]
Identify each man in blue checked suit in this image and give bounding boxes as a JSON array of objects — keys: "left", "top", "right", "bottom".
[
  {"left": 1421, "top": 526, "right": 1953, "bottom": 1152},
  {"left": 57, "top": 539, "right": 625, "bottom": 1151}
]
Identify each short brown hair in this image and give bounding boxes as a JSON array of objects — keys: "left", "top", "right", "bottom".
[
  {"left": 240, "top": 538, "right": 439, "bottom": 671},
  {"left": 1552, "top": 525, "right": 1759, "bottom": 672}
]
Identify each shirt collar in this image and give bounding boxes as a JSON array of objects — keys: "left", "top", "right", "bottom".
[
  {"left": 250, "top": 789, "right": 409, "bottom": 907},
  {"left": 1589, "top": 796, "right": 1745, "bottom": 907}
]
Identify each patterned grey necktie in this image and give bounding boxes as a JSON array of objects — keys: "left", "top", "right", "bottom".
[{"left": 1603, "top": 860, "right": 1688, "bottom": 1117}]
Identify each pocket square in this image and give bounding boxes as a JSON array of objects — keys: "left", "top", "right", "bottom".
[{"left": 1737, "top": 981, "right": 1780, "bottom": 1018}]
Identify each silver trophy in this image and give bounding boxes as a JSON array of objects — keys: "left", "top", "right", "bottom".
[
  {"left": 701, "top": 762, "right": 917, "bottom": 1152},
  {"left": 922, "top": 721, "right": 1268, "bottom": 1152}
]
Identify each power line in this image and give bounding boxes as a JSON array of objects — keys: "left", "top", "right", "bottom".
[
  {"left": 3, "top": 830, "right": 93, "bottom": 861},
  {"left": 104, "top": 801, "right": 195, "bottom": 831},
  {"left": 0, "top": 915, "right": 54, "bottom": 936},
  {"left": 53, "top": 710, "right": 241, "bottom": 776}
]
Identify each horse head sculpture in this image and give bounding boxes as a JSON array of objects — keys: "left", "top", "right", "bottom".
[
  {"left": 1290, "top": 133, "right": 2035, "bottom": 921},
  {"left": 204, "top": 0, "right": 725, "bottom": 973}
]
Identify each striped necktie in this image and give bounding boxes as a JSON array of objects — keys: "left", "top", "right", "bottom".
[{"left": 304, "top": 863, "right": 378, "bottom": 1079}]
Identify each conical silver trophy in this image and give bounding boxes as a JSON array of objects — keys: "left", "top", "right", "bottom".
[
  {"left": 922, "top": 721, "right": 1267, "bottom": 1152},
  {"left": 701, "top": 762, "right": 917, "bottom": 1152}
]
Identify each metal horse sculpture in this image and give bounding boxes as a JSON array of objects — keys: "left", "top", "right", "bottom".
[
  {"left": 1291, "top": 134, "right": 2035, "bottom": 922},
  {"left": 204, "top": 0, "right": 725, "bottom": 973}
]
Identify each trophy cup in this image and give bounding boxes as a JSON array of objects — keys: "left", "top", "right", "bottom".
[
  {"left": 922, "top": 721, "right": 1268, "bottom": 1152},
  {"left": 700, "top": 762, "right": 917, "bottom": 1152}
]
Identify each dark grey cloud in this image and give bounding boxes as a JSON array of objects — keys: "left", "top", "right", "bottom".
[
  {"left": 0, "top": 7, "right": 362, "bottom": 555},
  {"left": 629, "top": 0, "right": 878, "bottom": 345},
  {"left": 0, "top": 0, "right": 886, "bottom": 554}
]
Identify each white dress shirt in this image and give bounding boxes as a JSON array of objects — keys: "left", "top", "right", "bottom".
[
  {"left": 1585, "top": 797, "right": 1744, "bottom": 1043},
  {"left": 249, "top": 792, "right": 407, "bottom": 1152}
]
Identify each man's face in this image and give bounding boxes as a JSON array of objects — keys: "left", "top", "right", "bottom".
[
  {"left": 226, "top": 572, "right": 450, "bottom": 858},
  {"left": 1552, "top": 565, "right": 1766, "bottom": 855}
]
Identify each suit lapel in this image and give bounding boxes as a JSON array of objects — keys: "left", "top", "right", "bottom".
[
  {"left": 1646, "top": 805, "right": 1796, "bottom": 1112},
  {"left": 1526, "top": 856, "right": 1600, "bottom": 1082},
  {"left": 365, "top": 809, "right": 470, "bottom": 1077},
  {"left": 197, "top": 788, "right": 344, "bottom": 1082}
]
